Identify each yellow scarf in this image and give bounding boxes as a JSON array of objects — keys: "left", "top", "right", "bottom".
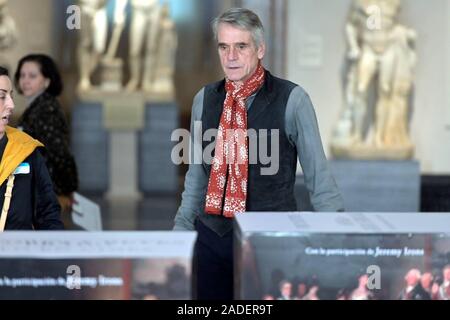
[{"left": 0, "top": 126, "right": 43, "bottom": 186}]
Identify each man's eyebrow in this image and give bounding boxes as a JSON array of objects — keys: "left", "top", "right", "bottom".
[
  {"left": 217, "top": 42, "right": 250, "bottom": 46},
  {"left": 0, "top": 89, "right": 7, "bottom": 93}
]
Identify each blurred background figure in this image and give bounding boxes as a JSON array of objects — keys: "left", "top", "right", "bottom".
[
  {"left": 151, "top": 2, "right": 177, "bottom": 96},
  {"left": 99, "top": 0, "right": 129, "bottom": 91},
  {"left": 0, "top": 0, "right": 16, "bottom": 49},
  {"left": 350, "top": 274, "right": 374, "bottom": 300},
  {"left": 104, "top": 0, "right": 128, "bottom": 62},
  {"left": 0, "top": 0, "right": 17, "bottom": 67},
  {"left": 294, "top": 282, "right": 307, "bottom": 300},
  {"left": 277, "top": 280, "right": 292, "bottom": 300},
  {"left": 398, "top": 268, "right": 428, "bottom": 300},
  {"left": 336, "top": 288, "right": 348, "bottom": 300},
  {"left": 14, "top": 54, "right": 78, "bottom": 227},
  {"left": 302, "top": 285, "right": 320, "bottom": 300},
  {"left": 419, "top": 272, "right": 434, "bottom": 300},
  {"left": 437, "top": 265, "right": 450, "bottom": 300},
  {"left": 126, "top": 0, "right": 160, "bottom": 92},
  {"left": 77, "top": 0, "right": 108, "bottom": 91}
]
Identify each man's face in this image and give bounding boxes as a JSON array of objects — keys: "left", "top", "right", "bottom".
[
  {"left": 405, "top": 270, "right": 420, "bottom": 286},
  {"left": 217, "top": 23, "right": 265, "bottom": 85},
  {"left": 281, "top": 282, "right": 292, "bottom": 297}
]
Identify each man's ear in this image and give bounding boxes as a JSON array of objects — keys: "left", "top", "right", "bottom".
[{"left": 257, "top": 42, "right": 266, "bottom": 60}]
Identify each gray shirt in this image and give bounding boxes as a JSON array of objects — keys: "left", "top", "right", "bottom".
[{"left": 173, "top": 85, "right": 344, "bottom": 231}]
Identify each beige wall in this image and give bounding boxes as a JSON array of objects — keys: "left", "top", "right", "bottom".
[{"left": 287, "top": 0, "right": 450, "bottom": 174}]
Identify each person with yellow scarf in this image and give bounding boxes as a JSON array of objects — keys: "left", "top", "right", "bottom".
[{"left": 0, "top": 66, "right": 63, "bottom": 231}]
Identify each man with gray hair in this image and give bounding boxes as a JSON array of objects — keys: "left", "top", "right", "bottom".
[
  {"left": 174, "top": 8, "right": 343, "bottom": 300},
  {"left": 398, "top": 268, "right": 429, "bottom": 300}
]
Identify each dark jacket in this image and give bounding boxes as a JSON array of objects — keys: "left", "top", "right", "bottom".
[
  {"left": 17, "top": 92, "right": 78, "bottom": 195},
  {"left": 398, "top": 284, "right": 431, "bottom": 300},
  {"left": 0, "top": 127, "right": 63, "bottom": 230}
]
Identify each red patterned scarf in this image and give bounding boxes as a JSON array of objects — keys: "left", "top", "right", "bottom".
[{"left": 205, "top": 64, "right": 265, "bottom": 218}]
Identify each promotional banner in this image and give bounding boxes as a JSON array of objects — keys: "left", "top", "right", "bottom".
[
  {"left": 0, "top": 232, "right": 196, "bottom": 300},
  {"left": 235, "top": 212, "right": 450, "bottom": 300}
]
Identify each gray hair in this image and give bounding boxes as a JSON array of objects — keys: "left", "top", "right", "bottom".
[{"left": 212, "top": 8, "right": 265, "bottom": 48}]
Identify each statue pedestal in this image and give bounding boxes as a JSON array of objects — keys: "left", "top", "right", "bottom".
[
  {"left": 71, "top": 99, "right": 141, "bottom": 199},
  {"left": 331, "top": 144, "right": 414, "bottom": 161},
  {"left": 72, "top": 93, "right": 178, "bottom": 196},
  {"left": 330, "top": 160, "right": 420, "bottom": 212},
  {"left": 295, "top": 160, "right": 420, "bottom": 212},
  {"left": 103, "top": 92, "right": 144, "bottom": 199},
  {"left": 71, "top": 101, "right": 109, "bottom": 193},
  {"left": 138, "top": 101, "right": 179, "bottom": 193},
  {"left": 108, "top": 131, "right": 141, "bottom": 199}
]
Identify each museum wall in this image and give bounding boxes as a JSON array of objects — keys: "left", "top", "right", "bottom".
[
  {"left": 287, "top": 0, "right": 450, "bottom": 174},
  {"left": 2, "top": 0, "right": 449, "bottom": 176}
]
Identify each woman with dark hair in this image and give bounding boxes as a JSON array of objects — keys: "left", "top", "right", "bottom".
[
  {"left": 0, "top": 66, "right": 63, "bottom": 230},
  {"left": 14, "top": 54, "right": 78, "bottom": 222}
]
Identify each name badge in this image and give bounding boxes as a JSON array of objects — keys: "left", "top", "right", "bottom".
[{"left": 14, "top": 162, "right": 30, "bottom": 175}]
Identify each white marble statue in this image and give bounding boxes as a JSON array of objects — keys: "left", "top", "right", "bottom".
[
  {"left": 104, "top": 0, "right": 129, "bottom": 62},
  {"left": 76, "top": 0, "right": 178, "bottom": 97},
  {"left": 331, "top": 0, "right": 417, "bottom": 159},
  {"left": 151, "top": 2, "right": 177, "bottom": 95},
  {"left": 126, "top": 0, "right": 161, "bottom": 92},
  {"left": 77, "top": 0, "right": 108, "bottom": 91},
  {"left": 0, "top": 0, "right": 17, "bottom": 51}
]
